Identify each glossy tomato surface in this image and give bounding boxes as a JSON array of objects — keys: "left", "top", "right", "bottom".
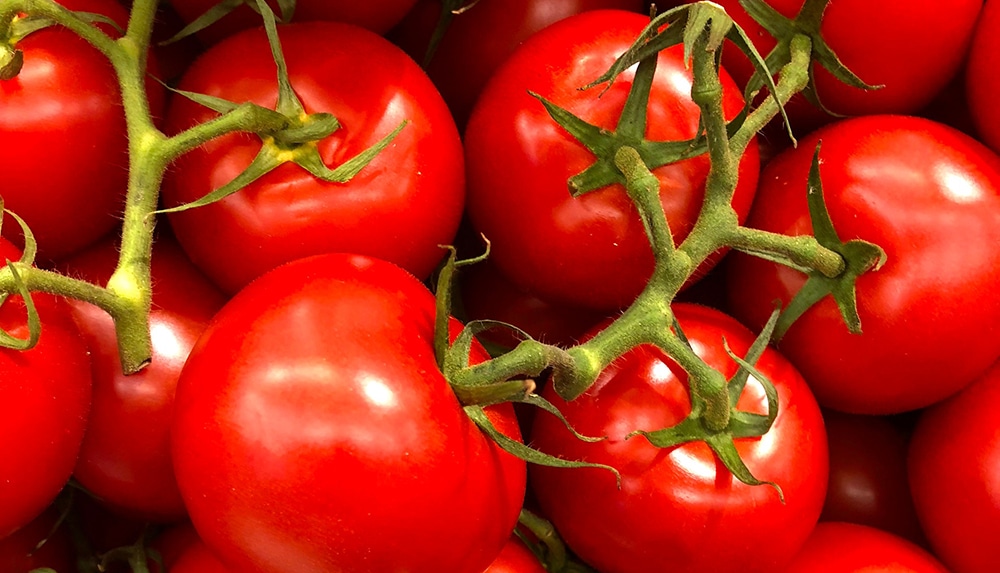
[
  {"left": 529, "top": 304, "right": 828, "bottom": 573},
  {"left": 782, "top": 522, "right": 948, "bottom": 573},
  {"left": 163, "top": 22, "right": 464, "bottom": 294},
  {"left": 727, "top": 115, "right": 1000, "bottom": 414},
  {"left": 0, "top": 0, "right": 164, "bottom": 260},
  {"left": 465, "top": 10, "right": 759, "bottom": 312},
  {"left": 714, "top": 0, "right": 981, "bottom": 131},
  {"left": 909, "top": 360, "right": 1000, "bottom": 573},
  {"left": 390, "top": 0, "right": 645, "bottom": 127},
  {"left": 0, "top": 241, "right": 92, "bottom": 538},
  {"left": 58, "top": 233, "right": 225, "bottom": 522},
  {"left": 172, "top": 254, "right": 526, "bottom": 573}
]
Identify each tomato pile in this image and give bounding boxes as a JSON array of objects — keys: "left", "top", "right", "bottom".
[{"left": 2, "top": 0, "right": 1000, "bottom": 572}]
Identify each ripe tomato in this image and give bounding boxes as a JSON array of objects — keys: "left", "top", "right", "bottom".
[
  {"left": 465, "top": 10, "right": 759, "bottom": 312},
  {"left": 908, "top": 359, "right": 1000, "bottom": 573},
  {"left": 0, "top": 0, "right": 164, "bottom": 260},
  {"left": 171, "top": 253, "right": 526, "bottom": 573},
  {"left": 57, "top": 232, "right": 225, "bottom": 522},
  {"left": 727, "top": 115, "right": 1000, "bottom": 414},
  {"left": 484, "top": 535, "right": 546, "bottom": 573},
  {"left": 821, "top": 411, "right": 924, "bottom": 544},
  {"left": 967, "top": 0, "right": 1000, "bottom": 153},
  {"left": 0, "top": 238, "right": 92, "bottom": 539},
  {"left": 529, "top": 304, "right": 828, "bottom": 573},
  {"left": 389, "top": 0, "right": 645, "bottom": 127},
  {"left": 167, "top": 0, "right": 418, "bottom": 44},
  {"left": 163, "top": 22, "right": 464, "bottom": 294},
  {"left": 713, "top": 0, "right": 982, "bottom": 131},
  {"left": 782, "top": 522, "right": 948, "bottom": 573}
]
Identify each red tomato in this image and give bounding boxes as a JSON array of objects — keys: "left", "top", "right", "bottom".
[
  {"left": 0, "top": 508, "right": 75, "bottom": 572},
  {"left": 713, "top": 0, "right": 981, "bottom": 131},
  {"left": 0, "top": 0, "right": 164, "bottom": 260},
  {"left": 389, "top": 0, "right": 645, "bottom": 127},
  {"left": 967, "top": 0, "right": 1000, "bottom": 153},
  {"left": 167, "top": 0, "right": 418, "bottom": 43},
  {"left": 908, "top": 359, "right": 1000, "bottom": 573},
  {"left": 782, "top": 522, "right": 948, "bottom": 573},
  {"left": 163, "top": 22, "right": 464, "bottom": 294},
  {"left": 821, "top": 410, "right": 924, "bottom": 544},
  {"left": 529, "top": 304, "right": 828, "bottom": 573},
  {"left": 727, "top": 115, "right": 1000, "bottom": 414},
  {"left": 57, "top": 232, "right": 225, "bottom": 522},
  {"left": 169, "top": 538, "right": 232, "bottom": 573},
  {"left": 171, "top": 253, "right": 526, "bottom": 573},
  {"left": 484, "top": 535, "right": 546, "bottom": 573},
  {"left": 465, "top": 10, "right": 759, "bottom": 312},
  {"left": 0, "top": 238, "right": 92, "bottom": 538}
]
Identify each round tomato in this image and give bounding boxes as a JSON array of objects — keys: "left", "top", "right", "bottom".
[
  {"left": 163, "top": 22, "right": 464, "bottom": 294},
  {"left": 821, "top": 410, "right": 924, "bottom": 544},
  {"left": 171, "top": 253, "right": 526, "bottom": 573},
  {"left": 389, "top": 0, "right": 645, "bottom": 127},
  {"left": 0, "top": 0, "right": 164, "bottom": 260},
  {"left": 714, "top": 0, "right": 981, "bottom": 131},
  {"left": 0, "top": 238, "right": 92, "bottom": 539},
  {"left": 167, "top": 0, "right": 418, "bottom": 44},
  {"left": 782, "top": 522, "right": 948, "bottom": 573},
  {"left": 727, "top": 115, "right": 1000, "bottom": 414},
  {"left": 967, "top": 0, "right": 1000, "bottom": 153},
  {"left": 529, "top": 303, "right": 828, "bottom": 573},
  {"left": 465, "top": 10, "right": 759, "bottom": 312},
  {"left": 908, "top": 359, "right": 1000, "bottom": 573},
  {"left": 57, "top": 232, "right": 225, "bottom": 522}
]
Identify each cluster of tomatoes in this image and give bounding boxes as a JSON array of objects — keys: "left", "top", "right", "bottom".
[{"left": 3, "top": 0, "right": 1000, "bottom": 572}]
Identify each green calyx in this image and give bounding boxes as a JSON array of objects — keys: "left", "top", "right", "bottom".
[{"left": 738, "top": 0, "right": 881, "bottom": 116}]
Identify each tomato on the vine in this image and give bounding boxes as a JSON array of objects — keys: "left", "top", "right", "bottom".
[
  {"left": 0, "top": 237, "right": 92, "bottom": 538},
  {"left": 464, "top": 10, "right": 759, "bottom": 311},
  {"left": 163, "top": 21, "right": 464, "bottom": 294},
  {"left": 529, "top": 304, "right": 828, "bottom": 573},
  {"left": 57, "top": 231, "right": 226, "bottom": 523},
  {"left": 712, "top": 0, "right": 982, "bottom": 131},
  {"left": 171, "top": 253, "right": 526, "bottom": 573},
  {"left": 0, "top": 0, "right": 165, "bottom": 260},
  {"left": 728, "top": 115, "right": 1000, "bottom": 414},
  {"left": 389, "top": 0, "right": 645, "bottom": 127}
]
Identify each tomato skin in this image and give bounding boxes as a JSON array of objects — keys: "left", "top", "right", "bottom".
[
  {"left": 484, "top": 535, "right": 547, "bottom": 573},
  {"left": 967, "top": 0, "right": 1000, "bottom": 153},
  {"left": 171, "top": 253, "right": 526, "bottom": 573},
  {"left": 727, "top": 115, "right": 1000, "bottom": 414},
  {"left": 820, "top": 411, "right": 924, "bottom": 544},
  {"left": 529, "top": 304, "right": 827, "bottom": 573},
  {"left": 0, "top": 0, "right": 162, "bottom": 260},
  {"left": 465, "top": 10, "right": 759, "bottom": 312},
  {"left": 908, "top": 360, "right": 1000, "bottom": 573},
  {"left": 57, "top": 233, "right": 225, "bottom": 523},
  {"left": 389, "top": 0, "right": 645, "bottom": 127},
  {"left": 163, "top": 22, "right": 464, "bottom": 294},
  {"left": 0, "top": 242, "right": 92, "bottom": 538},
  {"left": 168, "top": 0, "right": 418, "bottom": 44},
  {"left": 783, "top": 522, "right": 948, "bottom": 573},
  {"left": 713, "top": 0, "right": 982, "bottom": 130}
]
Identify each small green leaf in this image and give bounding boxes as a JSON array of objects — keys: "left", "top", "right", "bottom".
[
  {"left": 159, "top": 0, "right": 244, "bottom": 45},
  {"left": 156, "top": 144, "right": 284, "bottom": 214},
  {"left": 629, "top": 416, "right": 707, "bottom": 449},
  {"left": 251, "top": 0, "right": 305, "bottom": 117},
  {"left": 273, "top": 0, "right": 297, "bottom": 22},
  {"left": 723, "top": 336, "right": 779, "bottom": 431},
  {"left": 0, "top": 262, "right": 40, "bottom": 351},
  {"left": 726, "top": 307, "right": 779, "bottom": 402},
  {"left": 518, "top": 393, "right": 608, "bottom": 443},
  {"left": 465, "top": 406, "right": 622, "bottom": 487},
  {"left": 705, "top": 433, "right": 784, "bottom": 501},
  {"left": 293, "top": 121, "right": 407, "bottom": 183}
]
